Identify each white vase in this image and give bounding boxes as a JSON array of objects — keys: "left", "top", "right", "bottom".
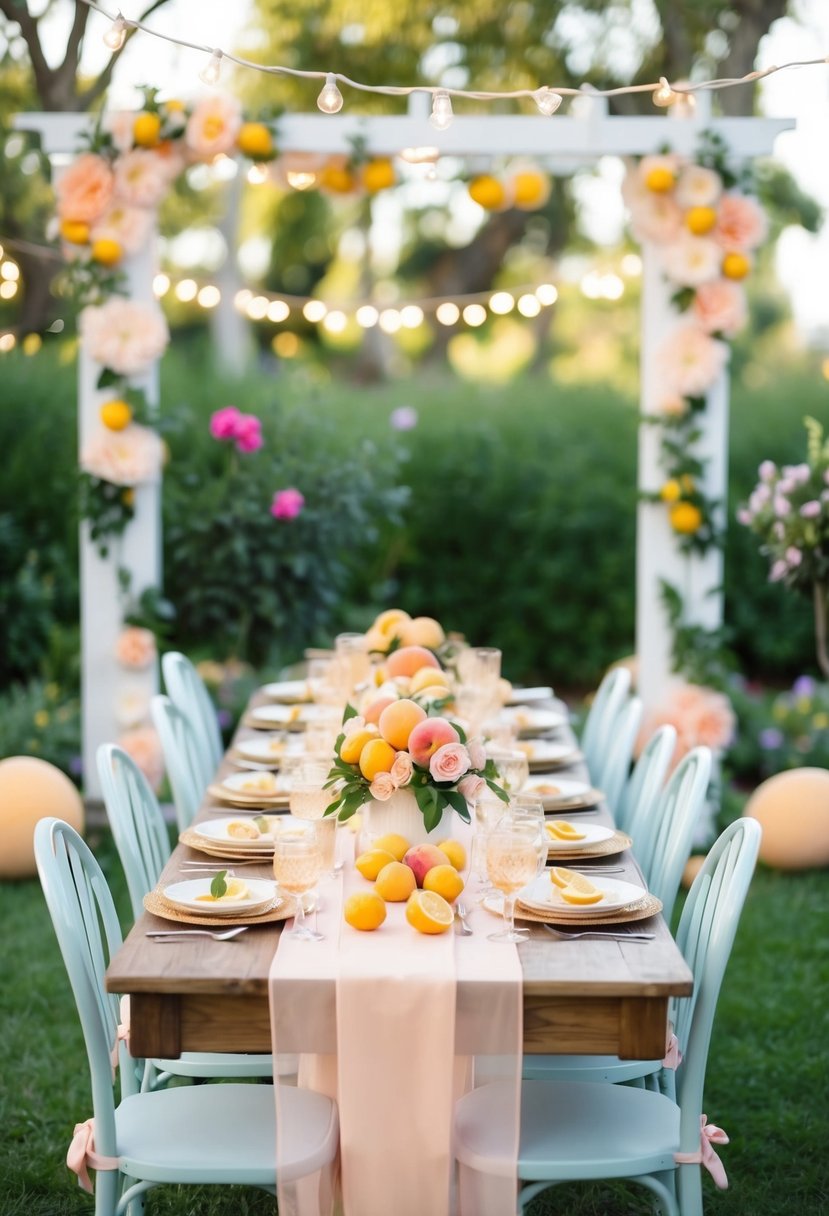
[{"left": 364, "top": 788, "right": 454, "bottom": 845}]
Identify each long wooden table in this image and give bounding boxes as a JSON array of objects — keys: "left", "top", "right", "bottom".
[{"left": 106, "top": 701, "right": 693, "bottom": 1061}]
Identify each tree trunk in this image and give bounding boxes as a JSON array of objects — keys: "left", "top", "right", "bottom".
[{"left": 716, "top": 0, "right": 790, "bottom": 116}]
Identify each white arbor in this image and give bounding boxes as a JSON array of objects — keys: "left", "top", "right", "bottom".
[{"left": 19, "top": 93, "right": 792, "bottom": 795}]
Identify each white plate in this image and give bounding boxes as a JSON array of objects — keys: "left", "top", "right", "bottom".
[
  {"left": 261, "top": 679, "right": 313, "bottom": 703},
  {"left": 518, "top": 740, "right": 581, "bottom": 769},
  {"left": 162, "top": 877, "right": 277, "bottom": 917},
  {"left": 501, "top": 707, "right": 568, "bottom": 736},
  {"left": 518, "top": 873, "right": 647, "bottom": 917},
  {"left": 194, "top": 815, "right": 303, "bottom": 847},
  {"left": 543, "top": 821, "right": 614, "bottom": 852},
  {"left": 247, "top": 703, "right": 331, "bottom": 729},
  {"left": 219, "top": 770, "right": 292, "bottom": 799},
  {"left": 523, "top": 775, "right": 599, "bottom": 809},
  {"left": 235, "top": 735, "right": 305, "bottom": 765},
  {"left": 505, "top": 686, "right": 554, "bottom": 705}
]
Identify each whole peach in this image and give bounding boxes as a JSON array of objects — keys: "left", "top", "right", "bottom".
[
  {"left": 403, "top": 843, "right": 449, "bottom": 887},
  {"left": 398, "top": 616, "right": 446, "bottom": 650},
  {"left": 408, "top": 717, "right": 460, "bottom": 767},
  {"left": 386, "top": 645, "right": 442, "bottom": 679},
  {"left": 363, "top": 695, "right": 397, "bottom": 725},
  {"left": 378, "top": 698, "right": 427, "bottom": 750}
]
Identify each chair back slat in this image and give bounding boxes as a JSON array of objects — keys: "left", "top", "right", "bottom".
[
  {"left": 151, "top": 694, "right": 207, "bottom": 830},
  {"left": 597, "top": 696, "right": 642, "bottom": 814},
  {"left": 162, "top": 651, "right": 223, "bottom": 776},
  {"left": 638, "top": 746, "right": 711, "bottom": 924},
  {"left": 98, "top": 743, "right": 172, "bottom": 921},
  {"left": 617, "top": 724, "right": 676, "bottom": 835},
  {"left": 581, "top": 667, "right": 631, "bottom": 773}
]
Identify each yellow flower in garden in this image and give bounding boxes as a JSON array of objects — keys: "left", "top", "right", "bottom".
[
  {"left": 685, "top": 205, "right": 717, "bottom": 235},
  {"left": 59, "top": 219, "right": 90, "bottom": 245},
  {"left": 722, "top": 251, "right": 751, "bottom": 280},
  {"left": 361, "top": 157, "right": 396, "bottom": 193},
  {"left": 669, "top": 501, "right": 703, "bottom": 534},
  {"left": 45, "top": 683, "right": 60, "bottom": 700},
  {"left": 100, "top": 400, "right": 133, "bottom": 431},
  {"left": 133, "top": 112, "right": 162, "bottom": 148},
  {"left": 812, "top": 713, "right": 829, "bottom": 729},
  {"left": 660, "top": 479, "right": 682, "bottom": 503},
  {"left": 468, "top": 174, "right": 507, "bottom": 210},
  {"left": 237, "top": 122, "right": 274, "bottom": 160},
  {"left": 91, "top": 237, "right": 123, "bottom": 267},
  {"left": 644, "top": 166, "right": 675, "bottom": 193},
  {"left": 34, "top": 710, "right": 49, "bottom": 728}
]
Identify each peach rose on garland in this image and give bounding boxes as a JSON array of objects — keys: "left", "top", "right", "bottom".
[
  {"left": 56, "top": 152, "right": 114, "bottom": 224},
  {"left": 661, "top": 235, "right": 721, "bottom": 288},
  {"left": 657, "top": 323, "right": 728, "bottom": 399},
  {"left": 118, "top": 725, "right": 164, "bottom": 792},
  {"left": 81, "top": 423, "right": 163, "bottom": 486},
  {"left": 638, "top": 682, "right": 735, "bottom": 771},
  {"left": 113, "top": 149, "right": 169, "bottom": 209},
  {"left": 80, "top": 298, "right": 169, "bottom": 375},
  {"left": 90, "top": 202, "right": 153, "bottom": 256},
  {"left": 692, "top": 279, "right": 748, "bottom": 337},
  {"left": 115, "top": 626, "right": 157, "bottom": 670},
  {"left": 185, "top": 94, "right": 242, "bottom": 161},
  {"left": 429, "top": 742, "right": 471, "bottom": 783},
  {"left": 714, "top": 193, "right": 767, "bottom": 252}
]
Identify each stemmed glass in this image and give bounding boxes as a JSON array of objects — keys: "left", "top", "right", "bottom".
[
  {"left": 272, "top": 824, "right": 325, "bottom": 941},
  {"left": 335, "top": 633, "right": 371, "bottom": 701},
  {"left": 490, "top": 748, "right": 530, "bottom": 796},
  {"left": 288, "top": 760, "right": 341, "bottom": 877},
  {"left": 485, "top": 816, "right": 542, "bottom": 943}
]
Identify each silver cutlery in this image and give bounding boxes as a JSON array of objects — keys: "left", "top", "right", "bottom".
[
  {"left": 146, "top": 926, "right": 250, "bottom": 941},
  {"left": 542, "top": 924, "right": 654, "bottom": 942},
  {"left": 455, "top": 901, "right": 473, "bottom": 936}
]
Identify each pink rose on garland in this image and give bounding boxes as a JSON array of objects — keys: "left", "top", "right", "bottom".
[
  {"left": 90, "top": 202, "right": 153, "bottom": 255},
  {"left": 637, "top": 681, "right": 735, "bottom": 771},
  {"left": 390, "top": 751, "right": 413, "bottom": 788},
  {"left": 657, "top": 323, "right": 728, "bottom": 398},
  {"left": 115, "top": 626, "right": 157, "bottom": 669},
  {"left": 185, "top": 95, "right": 242, "bottom": 161},
  {"left": 271, "top": 488, "right": 305, "bottom": 520},
  {"left": 81, "top": 424, "right": 163, "bottom": 486},
  {"left": 56, "top": 152, "right": 114, "bottom": 224},
  {"left": 80, "top": 298, "right": 169, "bottom": 375},
  {"left": 113, "top": 149, "right": 169, "bottom": 209},
  {"left": 118, "top": 726, "right": 164, "bottom": 792},
  {"left": 429, "top": 742, "right": 471, "bottom": 783},
  {"left": 692, "top": 280, "right": 747, "bottom": 337},
  {"left": 714, "top": 194, "right": 767, "bottom": 252}
]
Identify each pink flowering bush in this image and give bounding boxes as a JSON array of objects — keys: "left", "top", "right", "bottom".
[
  {"left": 271, "top": 488, "right": 305, "bottom": 519},
  {"left": 209, "top": 406, "right": 263, "bottom": 454},
  {"left": 638, "top": 681, "right": 736, "bottom": 770}
]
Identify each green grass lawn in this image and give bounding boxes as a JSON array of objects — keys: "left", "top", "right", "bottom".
[{"left": 1, "top": 830, "right": 826, "bottom": 1216}]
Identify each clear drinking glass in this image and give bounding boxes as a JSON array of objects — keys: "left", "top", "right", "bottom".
[
  {"left": 485, "top": 816, "right": 540, "bottom": 943},
  {"left": 335, "top": 633, "right": 371, "bottom": 699},
  {"left": 490, "top": 748, "right": 530, "bottom": 796},
  {"left": 288, "top": 760, "right": 341, "bottom": 876},
  {"left": 272, "top": 824, "right": 325, "bottom": 941},
  {"left": 508, "top": 796, "right": 548, "bottom": 877}
]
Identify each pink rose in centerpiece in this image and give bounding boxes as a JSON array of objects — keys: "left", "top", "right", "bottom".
[
  {"left": 369, "top": 772, "right": 395, "bottom": 801},
  {"left": 692, "top": 280, "right": 747, "bottom": 337},
  {"left": 81, "top": 423, "right": 163, "bottom": 486},
  {"left": 390, "top": 751, "right": 413, "bottom": 788},
  {"left": 80, "top": 298, "right": 169, "bottom": 375},
  {"left": 429, "top": 742, "right": 471, "bottom": 784},
  {"left": 466, "top": 738, "right": 487, "bottom": 770},
  {"left": 115, "top": 626, "right": 157, "bottom": 669},
  {"left": 185, "top": 95, "right": 242, "bottom": 161},
  {"left": 657, "top": 323, "right": 728, "bottom": 398},
  {"left": 271, "top": 488, "right": 305, "bottom": 520},
  {"left": 714, "top": 194, "right": 767, "bottom": 251},
  {"left": 56, "top": 153, "right": 114, "bottom": 224},
  {"left": 113, "top": 149, "right": 170, "bottom": 209},
  {"left": 458, "top": 773, "right": 486, "bottom": 802}
]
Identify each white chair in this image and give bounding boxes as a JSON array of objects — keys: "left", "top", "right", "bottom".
[
  {"left": 580, "top": 666, "right": 631, "bottom": 776},
  {"left": 97, "top": 743, "right": 274, "bottom": 1085},
  {"left": 34, "top": 817, "right": 338, "bottom": 1216},
  {"left": 616, "top": 723, "right": 677, "bottom": 836},
  {"left": 161, "top": 651, "right": 223, "bottom": 779},
  {"left": 592, "top": 695, "right": 642, "bottom": 816},
  {"left": 150, "top": 694, "right": 207, "bottom": 831},
  {"left": 456, "top": 816, "right": 762, "bottom": 1216}
]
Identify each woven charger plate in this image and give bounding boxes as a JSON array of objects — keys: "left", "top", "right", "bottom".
[
  {"left": 143, "top": 887, "right": 293, "bottom": 927},
  {"left": 546, "top": 829, "right": 632, "bottom": 861},
  {"left": 179, "top": 827, "right": 275, "bottom": 860},
  {"left": 514, "top": 890, "right": 663, "bottom": 927}
]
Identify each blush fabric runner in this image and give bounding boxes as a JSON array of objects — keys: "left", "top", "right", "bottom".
[{"left": 269, "top": 814, "right": 522, "bottom": 1216}]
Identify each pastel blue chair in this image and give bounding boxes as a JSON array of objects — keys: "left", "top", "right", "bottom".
[
  {"left": 456, "top": 816, "right": 761, "bottom": 1216},
  {"left": 34, "top": 817, "right": 338, "bottom": 1216},
  {"left": 150, "top": 694, "right": 207, "bottom": 831},
  {"left": 161, "top": 651, "right": 223, "bottom": 780},
  {"left": 97, "top": 744, "right": 274, "bottom": 1085},
  {"left": 593, "top": 695, "right": 642, "bottom": 816},
  {"left": 523, "top": 745, "right": 711, "bottom": 1087},
  {"left": 580, "top": 666, "right": 631, "bottom": 777},
  {"left": 616, "top": 724, "right": 677, "bottom": 835}
]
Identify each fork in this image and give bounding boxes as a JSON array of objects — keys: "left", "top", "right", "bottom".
[
  {"left": 146, "top": 926, "right": 249, "bottom": 941},
  {"left": 542, "top": 924, "right": 654, "bottom": 942},
  {"left": 455, "top": 901, "right": 473, "bottom": 936}
]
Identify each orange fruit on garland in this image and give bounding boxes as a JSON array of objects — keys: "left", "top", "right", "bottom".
[{"left": 100, "top": 400, "right": 133, "bottom": 431}]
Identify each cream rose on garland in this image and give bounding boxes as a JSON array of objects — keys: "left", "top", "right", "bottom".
[
  {"left": 80, "top": 298, "right": 169, "bottom": 376},
  {"left": 81, "top": 423, "right": 163, "bottom": 486}
]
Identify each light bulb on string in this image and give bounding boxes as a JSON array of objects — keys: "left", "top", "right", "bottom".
[
  {"left": 103, "top": 13, "right": 127, "bottom": 51},
  {"left": 317, "top": 73, "right": 344, "bottom": 114},
  {"left": 652, "top": 77, "right": 675, "bottom": 107},
  {"left": 533, "top": 87, "right": 562, "bottom": 116},
  {"left": 429, "top": 90, "right": 453, "bottom": 131},
  {"left": 199, "top": 49, "right": 223, "bottom": 87}
]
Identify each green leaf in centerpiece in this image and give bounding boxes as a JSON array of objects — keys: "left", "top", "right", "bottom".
[
  {"left": 210, "top": 870, "right": 228, "bottom": 898},
  {"left": 440, "top": 788, "right": 471, "bottom": 822},
  {"left": 342, "top": 703, "right": 359, "bottom": 725},
  {"left": 450, "top": 720, "right": 468, "bottom": 744},
  {"left": 485, "top": 777, "right": 510, "bottom": 803}
]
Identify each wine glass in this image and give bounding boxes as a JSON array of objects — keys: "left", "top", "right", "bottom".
[
  {"left": 508, "top": 795, "right": 548, "bottom": 877},
  {"left": 485, "top": 816, "right": 540, "bottom": 943},
  {"left": 469, "top": 789, "right": 505, "bottom": 898},
  {"left": 335, "top": 633, "right": 371, "bottom": 699},
  {"left": 490, "top": 748, "right": 530, "bottom": 796},
  {"left": 288, "top": 760, "right": 341, "bottom": 877},
  {"left": 272, "top": 824, "right": 325, "bottom": 941}
]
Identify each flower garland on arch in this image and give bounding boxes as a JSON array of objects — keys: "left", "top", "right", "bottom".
[{"left": 623, "top": 131, "right": 768, "bottom": 557}]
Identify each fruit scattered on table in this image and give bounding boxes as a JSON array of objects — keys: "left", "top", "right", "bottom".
[
  {"left": 355, "top": 849, "right": 397, "bottom": 881},
  {"left": 436, "top": 839, "right": 466, "bottom": 870},
  {"left": 375, "top": 861, "right": 417, "bottom": 902},
  {"left": 371, "top": 833, "right": 411, "bottom": 862},
  {"left": 403, "top": 843, "right": 449, "bottom": 887},
  {"left": 405, "top": 889, "right": 454, "bottom": 934},
  {"left": 422, "top": 864, "right": 464, "bottom": 904},
  {"left": 344, "top": 891, "right": 387, "bottom": 931}
]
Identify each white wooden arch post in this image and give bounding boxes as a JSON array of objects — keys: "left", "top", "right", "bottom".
[{"left": 19, "top": 97, "right": 792, "bottom": 798}]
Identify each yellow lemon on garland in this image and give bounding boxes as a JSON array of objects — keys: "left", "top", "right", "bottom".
[
  {"left": 660, "top": 479, "right": 682, "bottom": 504},
  {"left": 511, "top": 169, "right": 550, "bottom": 210},
  {"left": 100, "top": 399, "right": 132, "bottom": 431},
  {"left": 722, "top": 251, "right": 751, "bottom": 280},
  {"left": 59, "top": 219, "right": 90, "bottom": 245},
  {"left": 344, "top": 891, "right": 387, "bottom": 931},
  {"left": 669, "top": 501, "right": 703, "bottom": 535},
  {"left": 133, "top": 111, "right": 162, "bottom": 148},
  {"left": 644, "top": 166, "right": 675, "bottom": 193},
  {"left": 405, "top": 889, "right": 454, "bottom": 934},
  {"left": 375, "top": 861, "right": 417, "bottom": 902},
  {"left": 362, "top": 157, "right": 396, "bottom": 194},
  {"left": 422, "top": 863, "right": 464, "bottom": 904},
  {"left": 469, "top": 174, "right": 507, "bottom": 210},
  {"left": 320, "top": 160, "right": 358, "bottom": 194},
  {"left": 238, "top": 122, "right": 274, "bottom": 160},
  {"left": 91, "top": 237, "right": 123, "bottom": 267},
  {"left": 685, "top": 205, "right": 717, "bottom": 235},
  {"left": 355, "top": 849, "right": 397, "bottom": 881}
]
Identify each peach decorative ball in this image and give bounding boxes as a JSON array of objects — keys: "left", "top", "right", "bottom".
[
  {"left": 0, "top": 756, "right": 84, "bottom": 879},
  {"left": 745, "top": 768, "right": 829, "bottom": 871},
  {"left": 681, "top": 855, "right": 706, "bottom": 889},
  {"left": 386, "top": 645, "right": 441, "bottom": 679}
]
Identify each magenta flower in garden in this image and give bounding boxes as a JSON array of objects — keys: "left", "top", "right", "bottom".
[
  {"left": 390, "top": 406, "right": 418, "bottom": 431},
  {"left": 210, "top": 406, "right": 264, "bottom": 453},
  {"left": 271, "top": 488, "right": 305, "bottom": 519},
  {"left": 210, "top": 406, "right": 242, "bottom": 440}
]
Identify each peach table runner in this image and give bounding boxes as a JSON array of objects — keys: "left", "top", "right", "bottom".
[{"left": 269, "top": 815, "right": 522, "bottom": 1216}]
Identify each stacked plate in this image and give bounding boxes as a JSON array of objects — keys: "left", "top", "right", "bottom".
[
  {"left": 517, "top": 873, "right": 648, "bottom": 919},
  {"left": 208, "top": 769, "right": 292, "bottom": 808},
  {"left": 184, "top": 814, "right": 304, "bottom": 858},
  {"left": 504, "top": 686, "right": 554, "bottom": 706},
  {"left": 499, "top": 705, "right": 568, "bottom": 737},
  {"left": 542, "top": 821, "right": 615, "bottom": 852},
  {"left": 523, "top": 775, "right": 602, "bottom": 810},
  {"left": 518, "top": 739, "right": 582, "bottom": 771},
  {"left": 260, "top": 678, "right": 314, "bottom": 703},
  {"left": 160, "top": 877, "right": 278, "bottom": 918},
  {"left": 244, "top": 702, "right": 333, "bottom": 731}
]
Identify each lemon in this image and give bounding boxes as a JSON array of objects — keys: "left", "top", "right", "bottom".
[
  {"left": 549, "top": 866, "right": 582, "bottom": 889},
  {"left": 371, "top": 832, "right": 411, "bottom": 862},
  {"left": 91, "top": 237, "right": 123, "bottom": 267},
  {"left": 339, "top": 726, "right": 378, "bottom": 765},
  {"left": 722, "top": 251, "right": 751, "bottom": 280},
  {"left": 355, "top": 849, "right": 397, "bottom": 881},
  {"left": 344, "top": 891, "right": 387, "bottom": 931},
  {"left": 358, "top": 738, "right": 397, "bottom": 780},
  {"left": 59, "top": 219, "right": 90, "bottom": 245},
  {"left": 423, "top": 864, "right": 464, "bottom": 904},
  {"left": 133, "top": 112, "right": 162, "bottom": 148},
  {"left": 660, "top": 478, "right": 682, "bottom": 503},
  {"left": 436, "top": 839, "right": 467, "bottom": 871},
  {"left": 362, "top": 157, "right": 396, "bottom": 193},
  {"left": 405, "top": 889, "right": 454, "bottom": 934},
  {"left": 468, "top": 174, "right": 507, "bottom": 210},
  {"left": 237, "top": 121, "right": 274, "bottom": 160},
  {"left": 511, "top": 169, "right": 549, "bottom": 210},
  {"left": 100, "top": 399, "right": 132, "bottom": 431},
  {"left": 685, "top": 205, "right": 717, "bottom": 235},
  {"left": 320, "top": 162, "right": 357, "bottom": 194},
  {"left": 644, "top": 166, "right": 675, "bottom": 193},
  {"left": 227, "top": 820, "right": 260, "bottom": 840},
  {"left": 560, "top": 882, "right": 604, "bottom": 906},
  {"left": 545, "top": 820, "right": 586, "bottom": 841},
  {"left": 375, "top": 861, "right": 416, "bottom": 902},
  {"left": 196, "top": 877, "right": 250, "bottom": 902},
  {"left": 669, "top": 501, "right": 703, "bottom": 535}
]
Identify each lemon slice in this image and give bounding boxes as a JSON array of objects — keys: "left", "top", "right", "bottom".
[
  {"left": 196, "top": 878, "right": 250, "bottom": 903},
  {"left": 549, "top": 865, "right": 581, "bottom": 889},
  {"left": 546, "top": 820, "right": 586, "bottom": 841},
  {"left": 227, "top": 820, "right": 260, "bottom": 840},
  {"left": 405, "top": 890, "right": 454, "bottom": 934},
  {"left": 560, "top": 882, "right": 604, "bottom": 906},
  {"left": 239, "top": 772, "right": 277, "bottom": 794}
]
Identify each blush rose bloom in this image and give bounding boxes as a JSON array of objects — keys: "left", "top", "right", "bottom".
[
  {"left": 466, "top": 738, "right": 487, "bottom": 770},
  {"left": 185, "top": 95, "right": 243, "bottom": 161},
  {"left": 81, "top": 424, "right": 163, "bottom": 486},
  {"left": 90, "top": 202, "right": 153, "bottom": 256},
  {"left": 458, "top": 773, "right": 486, "bottom": 802},
  {"left": 637, "top": 682, "right": 735, "bottom": 771},
  {"left": 80, "top": 298, "right": 169, "bottom": 375},
  {"left": 369, "top": 772, "right": 396, "bottom": 801},
  {"left": 118, "top": 726, "right": 164, "bottom": 792},
  {"left": 115, "top": 684, "right": 152, "bottom": 729},
  {"left": 390, "top": 751, "right": 413, "bottom": 788},
  {"left": 113, "top": 149, "right": 169, "bottom": 209},
  {"left": 115, "top": 626, "right": 157, "bottom": 669},
  {"left": 271, "top": 488, "right": 305, "bottom": 520},
  {"left": 661, "top": 235, "right": 721, "bottom": 288},
  {"left": 674, "top": 165, "right": 722, "bottom": 210},
  {"left": 692, "top": 280, "right": 747, "bottom": 337},
  {"left": 657, "top": 323, "right": 729, "bottom": 398},
  {"left": 429, "top": 742, "right": 471, "bottom": 784},
  {"left": 56, "top": 153, "right": 114, "bottom": 224},
  {"left": 714, "top": 194, "right": 768, "bottom": 251},
  {"left": 106, "top": 111, "right": 136, "bottom": 154}
]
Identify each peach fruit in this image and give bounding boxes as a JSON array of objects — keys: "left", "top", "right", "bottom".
[
  {"left": 409, "top": 667, "right": 451, "bottom": 695},
  {"left": 363, "top": 696, "right": 397, "bottom": 725},
  {"left": 403, "top": 842, "right": 449, "bottom": 887},
  {"left": 407, "top": 717, "right": 460, "bottom": 767},
  {"left": 398, "top": 616, "right": 446, "bottom": 650},
  {"left": 378, "top": 698, "right": 427, "bottom": 750},
  {"left": 386, "top": 646, "right": 441, "bottom": 679}
]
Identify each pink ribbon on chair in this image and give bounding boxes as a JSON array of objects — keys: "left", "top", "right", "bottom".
[
  {"left": 109, "top": 995, "right": 131, "bottom": 1079},
  {"left": 66, "top": 1118, "right": 120, "bottom": 1194},
  {"left": 662, "top": 1031, "right": 682, "bottom": 1070},
  {"left": 674, "top": 1114, "right": 730, "bottom": 1189}
]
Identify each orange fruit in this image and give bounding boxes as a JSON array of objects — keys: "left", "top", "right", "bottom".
[
  {"left": 59, "top": 219, "right": 90, "bottom": 245},
  {"left": 422, "top": 863, "right": 464, "bottom": 904},
  {"left": 644, "top": 166, "right": 675, "bottom": 193},
  {"left": 371, "top": 833, "right": 411, "bottom": 862},
  {"left": 385, "top": 646, "right": 441, "bottom": 679},
  {"left": 378, "top": 698, "right": 427, "bottom": 750},
  {"left": 339, "top": 726, "right": 379, "bottom": 765},
  {"left": 238, "top": 121, "right": 274, "bottom": 159},
  {"left": 375, "top": 860, "right": 417, "bottom": 902},
  {"left": 468, "top": 174, "right": 507, "bottom": 210},
  {"left": 722, "top": 251, "right": 751, "bottom": 280},
  {"left": 99, "top": 399, "right": 132, "bottom": 431},
  {"left": 358, "top": 738, "right": 397, "bottom": 780},
  {"left": 355, "top": 849, "right": 397, "bottom": 881},
  {"left": 669, "top": 501, "right": 703, "bottom": 535},
  {"left": 436, "top": 839, "right": 466, "bottom": 871},
  {"left": 91, "top": 237, "right": 123, "bottom": 267},
  {"left": 344, "top": 891, "right": 387, "bottom": 931},
  {"left": 133, "top": 112, "right": 162, "bottom": 148},
  {"left": 405, "top": 889, "right": 454, "bottom": 934},
  {"left": 685, "top": 205, "right": 717, "bottom": 235},
  {"left": 362, "top": 157, "right": 396, "bottom": 193}
]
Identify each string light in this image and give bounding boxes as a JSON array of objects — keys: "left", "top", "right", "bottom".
[
  {"left": 379, "top": 308, "right": 402, "bottom": 333},
  {"left": 462, "top": 304, "right": 486, "bottom": 327},
  {"left": 435, "top": 302, "right": 461, "bottom": 326},
  {"left": 533, "top": 87, "right": 563, "bottom": 116},
  {"left": 197, "top": 285, "right": 221, "bottom": 308},
  {"left": 355, "top": 304, "right": 379, "bottom": 328},
  {"left": 302, "top": 299, "right": 327, "bottom": 322},
  {"left": 102, "top": 12, "right": 127, "bottom": 50},
  {"left": 267, "top": 299, "right": 290, "bottom": 322},
  {"left": 153, "top": 273, "right": 170, "bottom": 297},
  {"left": 400, "top": 304, "right": 424, "bottom": 328},
  {"left": 322, "top": 309, "right": 347, "bottom": 332},
  {"left": 174, "top": 278, "right": 198, "bottom": 302},
  {"left": 652, "top": 77, "right": 675, "bottom": 107},
  {"left": 489, "top": 291, "right": 515, "bottom": 314},
  {"left": 535, "top": 283, "right": 558, "bottom": 305},
  {"left": 430, "top": 91, "right": 453, "bottom": 131},
  {"left": 199, "top": 49, "right": 223, "bottom": 87},
  {"left": 517, "top": 293, "right": 541, "bottom": 317},
  {"left": 317, "top": 73, "right": 344, "bottom": 114}
]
